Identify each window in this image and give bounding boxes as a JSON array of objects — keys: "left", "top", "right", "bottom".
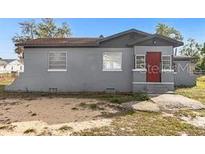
[
  {"left": 162, "top": 55, "right": 171, "bottom": 70},
  {"left": 48, "top": 52, "right": 67, "bottom": 71},
  {"left": 135, "top": 55, "right": 145, "bottom": 69},
  {"left": 173, "top": 62, "right": 178, "bottom": 72},
  {"left": 103, "top": 52, "right": 122, "bottom": 71}
]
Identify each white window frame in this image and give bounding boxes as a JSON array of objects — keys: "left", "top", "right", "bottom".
[
  {"left": 102, "top": 52, "right": 122, "bottom": 71},
  {"left": 134, "top": 54, "right": 146, "bottom": 71},
  {"left": 48, "top": 51, "right": 67, "bottom": 72},
  {"left": 162, "top": 55, "right": 172, "bottom": 71}
]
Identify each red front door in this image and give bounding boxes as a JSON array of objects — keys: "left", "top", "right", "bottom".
[{"left": 146, "top": 52, "right": 161, "bottom": 82}]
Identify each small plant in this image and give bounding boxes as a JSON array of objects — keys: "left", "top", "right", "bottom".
[
  {"left": 23, "top": 128, "right": 36, "bottom": 134},
  {"left": 79, "top": 103, "right": 101, "bottom": 110},
  {"left": 110, "top": 97, "right": 121, "bottom": 104},
  {"left": 71, "top": 107, "right": 78, "bottom": 110},
  {"left": 31, "top": 113, "right": 37, "bottom": 116},
  {"left": 58, "top": 125, "right": 73, "bottom": 131},
  {"left": 79, "top": 102, "right": 87, "bottom": 107},
  {"left": 88, "top": 104, "right": 98, "bottom": 110},
  {"left": 133, "top": 92, "right": 149, "bottom": 101},
  {"left": 0, "top": 124, "right": 14, "bottom": 130},
  {"left": 37, "top": 129, "right": 52, "bottom": 136}
]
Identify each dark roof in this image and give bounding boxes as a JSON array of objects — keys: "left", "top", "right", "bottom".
[
  {"left": 97, "top": 29, "right": 151, "bottom": 43},
  {"left": 127, "top": 34, "right": 183, "bottom": 47},
  {"left": 16, "top": 29, "right": 184, "bottom": 48},
  {"left": 173, "top": 56, "right": 194, "bottom": 61},
  {"left": 17, "top": 38, "right": 100, "bottom": 47},
  {"left": 1, "top": 59, "right": 16, "bottom": 63},
  {"left": 0, "top": 59, "right": 17, "bottom": 66}
]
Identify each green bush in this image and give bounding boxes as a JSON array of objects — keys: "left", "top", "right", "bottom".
[
  {"left": 133, "top": 92, "right": 149, "bottom": 101},
  {"left": 110, "top": 97, "right": 121, "bottom": 104}
]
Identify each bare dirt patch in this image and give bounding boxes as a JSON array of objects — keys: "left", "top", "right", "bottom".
[
  {"left": 0, "top": 97, "right": 119, "bottom": 125},
  {"left": 0, "top": 97, "right": 119, "bottom": 135}
]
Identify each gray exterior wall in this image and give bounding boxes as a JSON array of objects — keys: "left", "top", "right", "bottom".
[
  {"left": 174, "top": 60, "right": 197, "bottom": 86},
  {"left": 6, "top": 45, "right": 176, "bottom": 93},
  {"left": 6, "top": 48, "right": 134, "bottom": 92},
  {"left": 5, "top": 29, "right": 185, "bottom": 94}
]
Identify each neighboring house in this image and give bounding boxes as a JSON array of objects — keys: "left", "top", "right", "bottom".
[
  {"left": 5, "top": 29, "right": 195, "bottom": 93},
  {"left": 0, "top": 59, "right": 24, "bottom": 74}
]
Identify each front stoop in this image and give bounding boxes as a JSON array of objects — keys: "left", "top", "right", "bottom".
[{"left": 132, "top": 83, "right": 174, "bottom": 94}]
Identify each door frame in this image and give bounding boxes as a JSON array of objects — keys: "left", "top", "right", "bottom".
[{"left": 146, "top": 52, "right": 161, "bottom": 82}]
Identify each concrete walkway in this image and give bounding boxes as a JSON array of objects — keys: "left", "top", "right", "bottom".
[
  {"left": 130, "top": 94, "right": 205, "bottom": 112},
  {"left": 151, "top": 94, "right": 205, "bottom": 111}
]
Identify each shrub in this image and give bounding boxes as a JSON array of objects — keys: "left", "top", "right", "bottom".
[
  {"left": 23, "top": 128, "right": 36, "bottom": 134},
  {"left": 58, "top": 125, "right": 73, "bottom": 131},
  {"left": 110, "top": 97, "right": 121, "bottom": 104},
  {"left": 133, "top": 92, "right": 149, "bottom": 101}
]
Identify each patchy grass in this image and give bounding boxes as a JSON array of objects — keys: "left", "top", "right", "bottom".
[
  {"left": 72, "top": 112, "right": 205, "bottom": 136},
  {"left": 23, "top": 128, "right": 36, "bottom": 134},
  {"left": 176, "top": 76, "right": 205, "bottom": 104},
  {"left": 197, "top": 76, "right": 205, "bottom": 88},
  {"left": 79, "top": 102, "right": 104, "bottom": 110},
  {"left": 174, "top": 110, "right": 198, "bottom": 118},
  {"left": 0, "top": 74, "right": 15, "bottom": 92}
]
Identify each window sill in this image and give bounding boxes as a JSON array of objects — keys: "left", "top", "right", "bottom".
[
  {"left": 132, "top": 69, "right": 147, "bottom": 72},
  {"left": 162, "top": 69, "right": 174, "bottom": 72},
  {"left": 48, "top": 69, "right": 67, "bottom": 72},
  {"left": 102, "top": 69, "right": 123, "bottom": 72}
]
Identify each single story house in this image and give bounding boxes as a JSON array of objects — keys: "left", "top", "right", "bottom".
[
  {"left": 5, "top": 29, "right": 196, "bottom": 93},
  {"left": 0, "top": 59, "right": 24, "bottom": 74}
]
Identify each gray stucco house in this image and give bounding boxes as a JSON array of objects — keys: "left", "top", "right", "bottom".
[{"left": 6, "top": 29, "right": 196, "bottom": 93}]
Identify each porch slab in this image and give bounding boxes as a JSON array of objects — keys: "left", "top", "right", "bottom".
[{"left": 151, "top": 94, "right": 205, "bottom": 111}]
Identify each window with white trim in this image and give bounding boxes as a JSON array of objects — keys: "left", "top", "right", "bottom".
[
  {"left": 48, "top": 52, "right": 67, "bottom": 71},
  {"left": 162, "top": 55, "right": 171, "bottom": 70},
  {"left": 103, "top": 52, "right": 122, "bottom": 71},
  {"left": 135, "top": 55, "right": 145, "bottom": 69}
]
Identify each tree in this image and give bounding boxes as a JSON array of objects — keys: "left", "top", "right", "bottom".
[
  {"left": 12, "top": 20, "right": 37, "bottom": 58},
  {"left": 55, "top": 22, "right": 71, "bottom": 38},
  {"left": 196, "top": 43, "right": 205, "bottom": 71},
  {"left": 156, "top": 23, "right": 183, "bottom": 41},
  {"left": 13, "top": 18, "right": 72, "bottom": 59},
  {"left": 19, "top": 20, "right": 37, "bottom": 39},
  {"left": 180, "top": 38, "right": 201, "bottom": 63}
]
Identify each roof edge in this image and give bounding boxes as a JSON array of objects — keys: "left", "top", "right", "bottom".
[
  {"left": 127, "top": 34, "right": 184, "bottom": 47},
  {"left": 97, "top": 28, "right": 152, "bottom": 43}
]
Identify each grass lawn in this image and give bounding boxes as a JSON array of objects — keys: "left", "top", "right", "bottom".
[
  {"left": 0, "top": 74, "right": 15, "bottom": 92},
  {"left": 176, "top": 76, "right": 205, "bottom": 104},
  {"left": 72, "top": 111, "right": 205, "bottom": 136}
]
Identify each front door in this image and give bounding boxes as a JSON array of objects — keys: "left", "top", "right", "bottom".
[{"left": 146, "top": 52, "right": 161, "bottom": 82}]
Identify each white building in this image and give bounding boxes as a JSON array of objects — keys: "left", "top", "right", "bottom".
[{"left": 0, "top": 59, "right": 24, "bottom": 74}]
